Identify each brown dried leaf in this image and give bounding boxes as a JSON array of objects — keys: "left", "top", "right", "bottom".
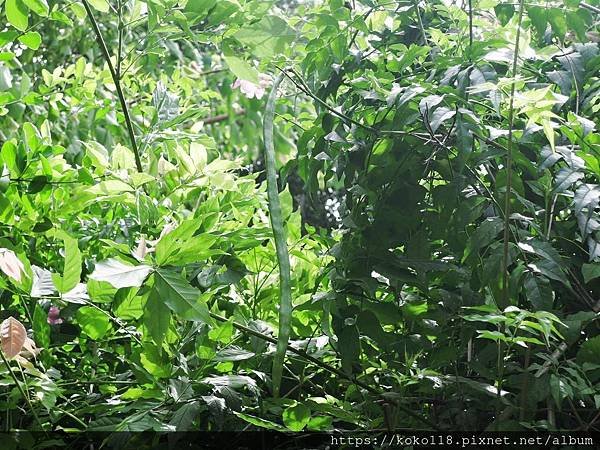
[{"left": 1, "top": 316, "right": 27, "bottom": 359}]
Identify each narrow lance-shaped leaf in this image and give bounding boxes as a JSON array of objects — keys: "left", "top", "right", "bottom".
[{"left": 263, "top": 73, "right": 292, "bottom": 398}]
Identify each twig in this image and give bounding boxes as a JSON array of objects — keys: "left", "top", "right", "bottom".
[
  {"left": 82, "top": 0, "right": 143, "bottom": 173},
  {"left": 203, "top": 109, "right": 245, "bottom": 125}
]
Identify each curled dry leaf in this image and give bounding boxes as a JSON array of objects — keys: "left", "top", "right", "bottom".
[
  {"left": 132, "top": 235, "right": 150, "bottom": 261},
  {"left": 1, "top": 316, "right": 27, "bottom": 359}
]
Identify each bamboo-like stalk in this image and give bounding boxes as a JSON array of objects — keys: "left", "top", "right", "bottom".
[
  {"left": 208, "top": 312, "right": 438, "bottom": 429},
  {"left": 263, "top": 73, "right": 292, "bottom": 399}
]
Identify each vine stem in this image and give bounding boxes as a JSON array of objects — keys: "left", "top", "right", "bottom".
[
  {"left": 263, "top": 73, "right": 292, "bottom": 398},
  {"left": 468, "top": 0, "right": 473, "bottom": 52},
  {"left": 501, "top": 0, "right": 526, "bottom": 305},
  {"left": 81, "top": 0, "right": 143, "bottom": 173}
]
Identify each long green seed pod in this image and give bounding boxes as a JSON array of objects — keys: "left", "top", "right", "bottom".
[{"left": 263, "top": 73, "right": 291, "bottom": 398}]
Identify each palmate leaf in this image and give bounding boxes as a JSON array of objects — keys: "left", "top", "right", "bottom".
[
  {"left": 153, "top": 269, "right": 212, "bottom": 325},
  {"left": 0, "top": 316, "right": 27, "bottom": 359}
]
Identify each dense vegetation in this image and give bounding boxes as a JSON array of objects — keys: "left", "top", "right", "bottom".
[{"left": 0, "top": 0, "right": 600, "bottom": 438}]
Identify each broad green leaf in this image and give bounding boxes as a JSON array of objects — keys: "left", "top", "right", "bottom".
[
  {"left": 87, "top": 279, "right": 117, "bottom": 303},
  {"left": 154, "top": 269, "right": 213, "bottom": 324},
  {"left": 494, "top": 4, "right": 515, "bottom": 26},
  {"left": 22, "top": 0, "right": 48, "bottom": 16},
  {"left": 282, "top": 403, "right": 311, "bottom": 431},
  {"left": 155, "top": 219, "right": 201, "bottom": 266},
  {"left": 51, "top": 230, "right": 82, "bottom": 294},
  {"left": 567, "top": 11, "right": 587, "bottom": 41},
  {"left": 527, "top": 6, "right": 548, "bottom": 36},
  {"left": 547, "top": 8, "right": 568, "bottom": 40},
  {"left": 582, "top": 264, "right": 600, "bottom": 284},
  {"left": 524, "top": 274, "right": 553, "bottom": 311},
  {"left": 82, "top": 141, "right": 109, "bottom": 173},
  {"left": 208, "top": 320, "right": 233, "bottom": 343},
  {"left": 87, "top": 180, "right": 134, "bottom": 195},
  {"left": 145, "top": 287, "right": 171, "bottom": 346},
  {"left": 337, "top": 325, "right": 360, "bottom": 375},
  {"left": 6, "top": 0, "right": 29, "bottom": 31},
  {"left": 553, "top": 168, "right": 584, "bottom": 193},
  {"left": 89, "top": 258, "right": 153, "bottom": 289},
  {"left": 170, "top": 402, "right": 202, "bottom": 430},
  {"left": 528, "top": 260, "right": 570, "bottom": 287},
  {"left": 307, "top": 415, "right": 333, "bottom": 431},
  {"left": 139, "top": 344, "right": 171, "bottom": 378},
  {"left": 223, "top": 55, "right": 258, "bottom": 83},
  {"left": 577, "top": 336, "right": 600, "bottom": 364},
  {"left": 234, "top": 15, "right": 295, "bottom": 58},
  {"left": 76, "top": 306, "right": 112, "bottom": 340},
  {"left": 87, "top": 0, "right": 109, "bottom": 13},
  {"left": 463, "top": 218, "right": 503, "bottom": 261},
  {"left": 18, "top": 31, "right": 41, "bottom": 50},
  {"left": 113, "top": 287, "right": 145, "bottom": 320},
  {"left": 32, "top": 304, "right": 50, "bottom": 349},
  {"left": 162, "top": 234, "right": 220, "bottom": 266},
  {"left": 184, "top": 0, "right": 216, "bottom": 17},
  {"left": 27, "top": 175, "right": 48, "bottom": 194}
]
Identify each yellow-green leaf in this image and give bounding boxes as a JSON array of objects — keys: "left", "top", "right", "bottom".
[
  {"left": 18, "top": 31, "right": 41, "bottom": 50},
  {"left": 6, "top": 0, "right": 29, "bottom": 31}
]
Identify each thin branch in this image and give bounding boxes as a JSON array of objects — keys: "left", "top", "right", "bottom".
[
  {"left": 81, "top": 0, "right": 143, "bottom": 173},
  {"left": 501, "top": 0, "right": 525, "bottom": 305}
]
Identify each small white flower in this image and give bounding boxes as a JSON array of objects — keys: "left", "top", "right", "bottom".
[
  {"left": 0, "top": 249, "right": 25, "bottom": 283},
  {"left": 232, "top": 73, "right": 272, "bottom": 99}
]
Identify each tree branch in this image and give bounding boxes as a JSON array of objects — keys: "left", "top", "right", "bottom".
[{"left": 82, "top": 0, "right": 143, "bottom": 173}]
